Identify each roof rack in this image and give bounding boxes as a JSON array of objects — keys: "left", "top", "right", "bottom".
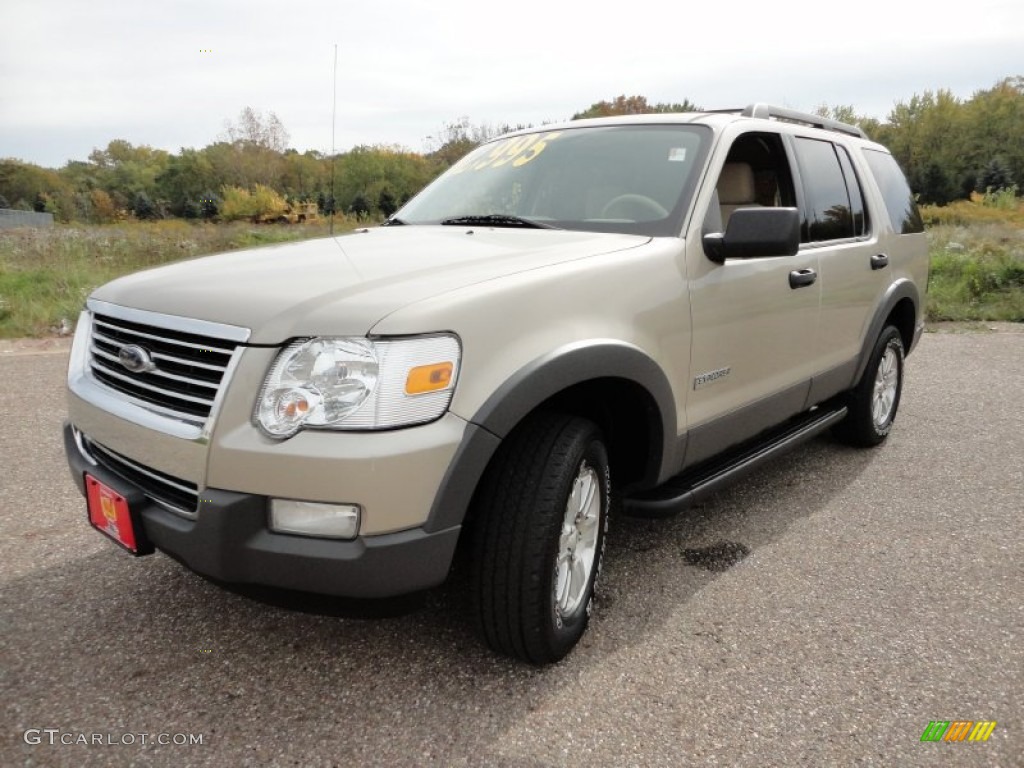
[{"left": 706, "top": 103, "right": 867, "bottom": 139}]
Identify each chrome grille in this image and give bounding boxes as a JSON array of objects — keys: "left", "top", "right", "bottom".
[
  {"left": 89, "top": 312, "right": 238, "bottom": 424},
  {"left": 84, "top": 436, "right": 199, "bottom": 517}
]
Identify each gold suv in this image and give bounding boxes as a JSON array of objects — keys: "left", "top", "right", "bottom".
[{"left": 64, "top": 105, "right": 928, "bottom": 663}]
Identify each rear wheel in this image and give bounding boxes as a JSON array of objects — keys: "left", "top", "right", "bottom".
[
  {"left": 834, "top": 325, "right": 905, "bottom": 447},
  {"left": 471, "top": 412, "right": 609, "bottom": 664}
]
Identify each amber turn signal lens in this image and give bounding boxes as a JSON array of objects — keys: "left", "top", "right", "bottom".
[{"left": 405, "top": 362, "right": 454, "bottom": 394}]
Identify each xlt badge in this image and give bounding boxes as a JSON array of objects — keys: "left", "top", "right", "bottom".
[{"left": 694, "top": 366, "right": 731, "bottom": 390}]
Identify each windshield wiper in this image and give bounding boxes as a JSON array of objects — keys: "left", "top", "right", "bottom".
[
  {"left": 382, "top": 216, "right": 406, "bottom": 226},
  {"left": 440, "top": 214, "right": 556, "bottom": 229}
]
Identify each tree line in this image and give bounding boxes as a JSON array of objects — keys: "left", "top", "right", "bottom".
[
  {"left": 0, "top": 79, "right": 1020, "bottom": 224},
  {"left": 814, "top": 76, "right": 1022, "bottom": 205},
  {"left": 0, "top": 108, "right": 445, "bottom": 223}
]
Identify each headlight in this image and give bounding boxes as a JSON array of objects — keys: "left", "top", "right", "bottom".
[{"left": 256, "top": 335, "right": 460, "bottom": 438}]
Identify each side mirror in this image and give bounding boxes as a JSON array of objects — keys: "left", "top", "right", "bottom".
[{"left": 703, "top": 207, "right": 800, "bottom": 264}]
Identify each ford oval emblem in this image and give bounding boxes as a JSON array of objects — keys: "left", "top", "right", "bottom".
[{"left": 118, "top": 344, "right": 155, "bottom": 373}]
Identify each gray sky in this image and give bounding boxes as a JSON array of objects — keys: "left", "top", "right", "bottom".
[{"left": 1, "top": 0, "right": 1021, "bottom": 168}]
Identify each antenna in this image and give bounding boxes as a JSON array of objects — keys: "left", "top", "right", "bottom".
[{"left": 330, "top": 43, "right": 338, "bottom": 236}]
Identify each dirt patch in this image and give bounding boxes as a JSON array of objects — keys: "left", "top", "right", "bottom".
[
  {"left": 0, "top": 337, "right": 74, "bottom": 356},
  {"left": 925, "top": 321, "right": 1024, "bottom": 334}
]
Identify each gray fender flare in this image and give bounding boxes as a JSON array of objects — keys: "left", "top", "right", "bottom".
[
  {"left": 853, "top": 279, "right": 920, "bottom": 385},
  {"left": 424, "top": 340, "right": 677, "bottom": 532}
]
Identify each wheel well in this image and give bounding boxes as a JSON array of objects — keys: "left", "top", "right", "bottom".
[
  {"left": 886, "top": 297, "right": 916, "bottom": 352},
  {"left": 537, "top": 377, "right": 662, "bottom": 492},
  {"left": 455, "top": 377, "right": 662, "bottom": 537}
]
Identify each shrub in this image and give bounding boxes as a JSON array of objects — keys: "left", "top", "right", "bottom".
[
  {"left": 220, "top": 184, "right": 287, "bottom": 221},
  {"left": 199, "top": 190, "right": 220, "bottom": 220},
  {"left": 378, "top": 187, "right": 398, "bottom": 217},
  {"left": 978, "top": 156, "right": 1015, "bottom": 193},
  {"left": 920, "top": 194, "right": 1024, "bottom": 227},
  {"left": 89, "top": 189, "right": 122, "bottom": 223},
  {"left": 349, "top": 194, "right": 370, "bottom": 218},
  {"left": 132, "top": 191, "right": 157, "bottom": 220},
  {"left": 982, "top": 185, "right": 1019, "bottom": 211}
]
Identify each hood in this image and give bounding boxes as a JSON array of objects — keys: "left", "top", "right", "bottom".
[{"left": 92, "top": 226, "right": 649, "bottom": 343}]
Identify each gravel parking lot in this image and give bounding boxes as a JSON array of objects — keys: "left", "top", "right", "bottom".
[{"left": 2, "top": 328, "right": 1021, "bottom": 767}]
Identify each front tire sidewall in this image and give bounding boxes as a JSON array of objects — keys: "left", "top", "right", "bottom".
[
  {"left": 545, "top": 438, "right": 610, "bottom": 658},
  {"left": 471, "top": 414, "right": 611, "bottom": 663}
]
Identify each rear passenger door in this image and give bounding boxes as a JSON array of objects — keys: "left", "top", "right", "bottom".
[{"left": 789, "top": 136, "right": 890, "bottom": 404}]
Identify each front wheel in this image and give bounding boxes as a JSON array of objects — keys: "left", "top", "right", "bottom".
[
  {"left": 834, "top": 325, "right": 905, "bottom": 447},
  {"left": 471, "top": 412, "right": 610, "bottom": 664}
]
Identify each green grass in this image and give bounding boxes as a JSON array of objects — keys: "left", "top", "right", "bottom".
[
  {"left": 2, "top": 213, "right": 1022, "bottom": 337},
  {"left": 0, "top": 219, "right": 358, "bottom": 337},
  {"left": 926, "top": 221, "right": 1024, "bottom": 322}
]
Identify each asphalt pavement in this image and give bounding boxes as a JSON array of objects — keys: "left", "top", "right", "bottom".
[{"left": 1, "top": 328, "right": 1021, "bottom": 767}]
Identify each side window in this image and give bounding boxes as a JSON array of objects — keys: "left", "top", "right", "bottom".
[
  {"left": 706, "top": 132, "right": 796, "bottom": 233},
  {"left": 836, "top": 146, "right": 868, "bottom": 237},
  {"left": 862, "top": 150, "right": 924, "bottom": 234},
  {"left": 793, "top": 138, "right": 854, "bottom": 242}
]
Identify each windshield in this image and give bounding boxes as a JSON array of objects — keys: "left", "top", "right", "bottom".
[{"left": 397, "top": 124, "right": 709, "bottom": 236}]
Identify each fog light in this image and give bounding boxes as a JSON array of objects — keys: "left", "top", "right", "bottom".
[{"left": 269, "top": 499, "right": 361, "bottom": 539}]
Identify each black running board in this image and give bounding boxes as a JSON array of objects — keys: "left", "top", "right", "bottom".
[{"left": 623, "top": 403, "right": 848, "bottom": 518}]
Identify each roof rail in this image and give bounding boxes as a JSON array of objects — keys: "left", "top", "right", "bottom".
[{"left": 707, "top": 104, "right": 868, "bottom": 139}]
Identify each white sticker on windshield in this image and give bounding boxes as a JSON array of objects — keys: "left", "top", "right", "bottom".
[{"left": 668, "top": 147, "right": 687, "bottom": 162}]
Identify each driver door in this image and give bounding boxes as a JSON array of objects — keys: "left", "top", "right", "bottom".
[{"left": 683, "top": 131, "right": 821, "bottom": 466}]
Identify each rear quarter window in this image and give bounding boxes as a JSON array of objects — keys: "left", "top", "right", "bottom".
[{"left": 863, "top": 150, "right": 924, "bottom": 234}]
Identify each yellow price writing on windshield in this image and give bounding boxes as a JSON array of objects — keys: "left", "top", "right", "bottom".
[{"left": 453, "top": 132, "right": 563, "bottom": 173}]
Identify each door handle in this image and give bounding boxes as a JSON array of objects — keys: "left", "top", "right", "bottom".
[
  {"left": 789, "top": 268, "right": 817, "bottom": 289},
  {"left": 871, "top": 253, "right": 890, "bottom": 270}
]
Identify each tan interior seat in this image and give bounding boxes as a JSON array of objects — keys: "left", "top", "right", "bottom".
[{"left": 717, "top": 162, "right": 761, "bottom": 227}]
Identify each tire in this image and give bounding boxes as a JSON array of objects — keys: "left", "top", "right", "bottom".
[
  {"left": 834, "top": 325, "right": 905, "bottom": 447},
  {"left": 470, "top": 412, "right": 610, "bottom": 664}
]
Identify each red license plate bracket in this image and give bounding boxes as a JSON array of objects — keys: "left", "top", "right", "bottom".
[{"left": 85, "top": 473, "right": 154, "bottom": 555}]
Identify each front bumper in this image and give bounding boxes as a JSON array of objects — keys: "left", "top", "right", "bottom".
[{"left": 64, "top": 423, "right": 461, "bottom": 598}]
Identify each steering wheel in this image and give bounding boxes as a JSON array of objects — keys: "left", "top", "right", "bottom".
[{"left": 601, "top": 194, "right": 669, "bottom": 220}]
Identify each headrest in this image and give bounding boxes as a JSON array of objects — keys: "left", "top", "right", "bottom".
[{"left": 717, "top": 163, "right": 757, "bottom": 204}]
